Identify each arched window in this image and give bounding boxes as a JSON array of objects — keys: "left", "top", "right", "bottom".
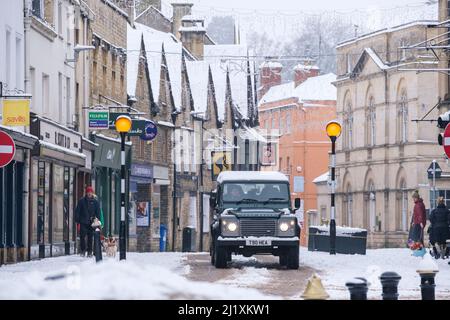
[
  {"left": 364, "top": 181, "right": 376, "bottom": 231},
  {"left": 366, "top": 96, "right": 376, "bottom": 146},
  {"left": 344, "top": 100, "right": 353, "bottom": 149},
  {"left": 397, "top": 89, "right": 408, "bottom": 143},
  {"left": 400, "top": 180, "right": 408, "bottom": 231},
  {"left": 343, "top": 184, "right": 353, "bottom": 227}
]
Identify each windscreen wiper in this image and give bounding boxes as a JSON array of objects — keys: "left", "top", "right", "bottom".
[
  {"left": 263, "top": 198, "right": 287, "bottom": 204},
  {"left": 236, "top": 198, "right": 259, "bottom": 204}
]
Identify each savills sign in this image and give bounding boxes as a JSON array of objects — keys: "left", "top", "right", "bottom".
[{"left": 2, "top": 99, "right": 30, "bottom": 126}]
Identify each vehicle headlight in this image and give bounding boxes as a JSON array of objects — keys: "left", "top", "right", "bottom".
[
  {"left": 278, "top": 219, "right": 296, "bottom": 235},
  {"left": 222, "top": 219, "right": 239, "bottom": 235},
  {"left": 227, "top": 222, "right": 238, "bottom": 232},
  {"left": 279, "top": 222, "right": 289, "bottom": 232}
]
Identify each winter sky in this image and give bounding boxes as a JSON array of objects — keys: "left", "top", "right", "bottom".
[
  {"left": 185, "top": 0, "right": 433, "bottom": 12},
  {"left": 177, "top": 0, "right": 437, "bottom": 44}
]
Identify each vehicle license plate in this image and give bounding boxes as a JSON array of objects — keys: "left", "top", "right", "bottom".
[{"left": 245, "top": 239, "right": 271, "bottom": 246}]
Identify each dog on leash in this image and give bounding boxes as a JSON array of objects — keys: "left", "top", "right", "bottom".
[{"left": 102, "top": 236, "right": 117, "bottom": 258}]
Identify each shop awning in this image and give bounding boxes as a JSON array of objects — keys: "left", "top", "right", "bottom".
[
  {"left": 36, "top": 140, "right": 86, "bottom": 167},
  {"left": 0, "top": 125, "right": 38, "bottom": 149}
]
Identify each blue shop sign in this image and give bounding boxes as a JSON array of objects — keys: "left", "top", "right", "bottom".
[{"left": 131, "top": 164, "right": 153, "bottom": 178}]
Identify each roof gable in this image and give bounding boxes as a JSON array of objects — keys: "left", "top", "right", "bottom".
[{"left": 351, "top": 48, "right": 388, "bottom": 79}]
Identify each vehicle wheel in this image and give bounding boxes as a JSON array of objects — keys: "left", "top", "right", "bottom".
[
  {"left": 287, "top": 246, "right": 299, "bottom": 270},
  {"left": 279, "top": 254, "right": 288, "bottom": 267},
  {"left": 227, "top": 251, "right": 232, "bottom": 262},
  {"left": 214, "top": 244, "right": 228, "bottom": 269}
]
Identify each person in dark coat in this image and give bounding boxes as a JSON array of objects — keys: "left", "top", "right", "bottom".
[
  {"left": 75, "top": 186, "right": 101, "bottom": 257},
  {"left": 410, "top": 190, "right": 427, "bottom": 245},
  {"left": 429, "top": 197, "right": 450, "bottom": 259}
]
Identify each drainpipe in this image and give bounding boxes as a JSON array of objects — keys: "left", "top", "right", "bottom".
[
  {"left": 83, "top": 15, "right": 88, "bottom": 137},
  {"left": 172, "top": 128, "right": 177, "bottom": 251},
  {"left": 384, "top": 68, "right": 389, "bottom": 246},
  {"left": 24, "top": 0, "right": 32, "bottom": 261}
]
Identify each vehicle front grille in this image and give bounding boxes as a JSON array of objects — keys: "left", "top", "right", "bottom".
[{"left": 240, "top": 219, "right": 277, "bottom": 237}]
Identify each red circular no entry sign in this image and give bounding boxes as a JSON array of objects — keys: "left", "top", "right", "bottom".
[{"left": 0, "top": 131, "right": 16, "bottom": 168}]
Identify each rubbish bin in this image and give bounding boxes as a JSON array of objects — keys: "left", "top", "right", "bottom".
[
  {"left": 160, "top": 224, "right": 167, "bottom": 252},
  {"left": 182, "top": 227, "right": 196, "bottom": 252},
  {"left": 308, "top": 226, "right": 367, "bottom": 255}
]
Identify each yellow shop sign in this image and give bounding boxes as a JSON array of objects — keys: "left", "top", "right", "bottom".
[{"left": 2, "top": 99, "right": 30, "bottom": 126}]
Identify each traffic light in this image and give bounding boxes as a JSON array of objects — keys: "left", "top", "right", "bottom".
[
  {"left": 437, "top": 111, "right": 450, "bottom": 129},
  {"left": 438, "top": 132, "right": 444, "bottom": 146}
]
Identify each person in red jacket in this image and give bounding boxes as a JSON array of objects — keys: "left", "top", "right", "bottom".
[{"left": 410, "top": 190, "right": 427, "bottom": 245}]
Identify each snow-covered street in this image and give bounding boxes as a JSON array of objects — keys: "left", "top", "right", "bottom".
[{"left": 1, "top": 248, "right": 449, "bottom": 300}]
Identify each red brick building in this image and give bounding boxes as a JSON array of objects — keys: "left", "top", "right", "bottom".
[{"left": 258, "top": 63, "right": 337, "bottom": 245}]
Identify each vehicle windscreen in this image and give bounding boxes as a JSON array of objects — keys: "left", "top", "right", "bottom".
[{"left": 222, "top": 182, "right": 289, "bottom": 208}]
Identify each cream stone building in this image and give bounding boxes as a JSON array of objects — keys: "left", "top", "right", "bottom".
[{"left": 333, "top": 20, "right": 446, "bottom": 248}]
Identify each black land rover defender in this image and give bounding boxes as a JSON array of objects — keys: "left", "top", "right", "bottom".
[{"left": 209, "top": 171, "right": 301, "bottom": 269}]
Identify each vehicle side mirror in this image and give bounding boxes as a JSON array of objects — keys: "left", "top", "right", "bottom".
[{"left": 294, "top": 198, "right": 301, "bottom": 210}]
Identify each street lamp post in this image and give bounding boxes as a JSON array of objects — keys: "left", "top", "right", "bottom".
[
  {"left": 115, "top": 115, "right": 132, "bottom": 260},
  {"left": 326, "top": 120, "right": 342, "bottom": 255}
]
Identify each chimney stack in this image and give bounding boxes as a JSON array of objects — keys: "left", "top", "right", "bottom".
[
  {"left": 258, "top": 61, "right": 283, "bottom": 98},
  {"left": 171, "top": 2, "right": 194, "bottom": 40},
  {"left": 293, "top": 64, "right": 320, "bottom": 87},
  {"left": 179, "top": 16, "right": 206, "bottom": 59}
]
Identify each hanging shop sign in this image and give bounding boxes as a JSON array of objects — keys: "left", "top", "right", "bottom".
[
  {"left": 2, "top": 99, "right": 30, "bottom": 126},
  {"left": 140, "top": 120, "right": 158, "bottom": 141},
  {"left": 88, "top": 110, "right": 109, "bottom": 129}
]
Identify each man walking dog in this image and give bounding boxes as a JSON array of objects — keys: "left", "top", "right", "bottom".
[{"left": 75, "top": 186, "right": 101, "bottom": 257}]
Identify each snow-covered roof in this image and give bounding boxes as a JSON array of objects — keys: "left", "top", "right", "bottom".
[
  {"left": 293, "top": 64, "right": 319, "bottom": 71},
  {"left": 293, "top": 73, "right": 337, "bottom": 101},
  {"left": 136, "top": 22, "right": 182, "bottom": 110},
  {"left": 179, "top": 25, "right": 206, "bottom": 33},
  {"left": 126, "top": 24, "right": 142, "bottom": 98},
  {"left": 209, "top": 62, "right": 227, "bottom": 121},
  {"left": 259, "top": 73, "right": 336, "bottom": 107},
  {"left": 164, "top": 41, "right": 183, "bottom": 111},
  {"left": 204, "top": 45, "right": 250, "bottom": 119},
  {"left": 259, "top": 61, "right": 283, "bottom": 69},
  {"left": 313, "top": 171, "right": 329, "bottom": 184},
  {"left": 186, "top": 60, "right": 210, "bottom": 114},
  {"left": 39, "top": 141, "right": 86, "bottom": 160},
  {"left": 259, "top": 81, "right": 295, "bottom": 105},
  {"left": 238, "top": 126, "right": 267, "bottom": 143},
  {"left": 181, "top": 15, "right": 204, "bottom": 22},
  {"left": 217, "top": 171, "right": 289, "bottom": 183},
  {"left": 336, "top": 20, "right": 438, "bottom": 49}
]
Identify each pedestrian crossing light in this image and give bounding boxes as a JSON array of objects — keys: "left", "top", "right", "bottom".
[
  {"left": 115, "top": 115, "right": 132, "bottom": 133},
  {"left": 326, "top": 120, "right": 342, "bottom": 138}
]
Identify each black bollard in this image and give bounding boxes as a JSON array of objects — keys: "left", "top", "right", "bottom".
[
  {"left": 379, "top": 272, "right": 401, "bottom": 300},
  {"left": 345, "top": 277, "right": 368, "bottom": 300},
  {"left": 418, "top": 272, "right": 436, "bottom": 300},
  {"left": 94, "top": 228, "right": 102, "bottom": 263}
]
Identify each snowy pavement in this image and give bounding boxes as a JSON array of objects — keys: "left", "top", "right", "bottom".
[
  {"left": 300, "top": 247, "right": 450, "bottom": 300},
  {"left": 0, "top": 253, "right": 272, "bottom": 300},
  {"left": 0, "top": 248, "right": 449, "bottom": 300}
]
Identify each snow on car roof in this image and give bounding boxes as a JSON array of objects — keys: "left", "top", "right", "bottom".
[{"left": 217, "top": 171, "right": 289, "bottom": 183}]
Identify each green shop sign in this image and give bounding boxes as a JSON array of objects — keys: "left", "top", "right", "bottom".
[
  {"left": 88, "top": 110, "right": 109, "bottom": 129},
  {"left": 109, "top": 113, "right": 147, "bottom": 136}
]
